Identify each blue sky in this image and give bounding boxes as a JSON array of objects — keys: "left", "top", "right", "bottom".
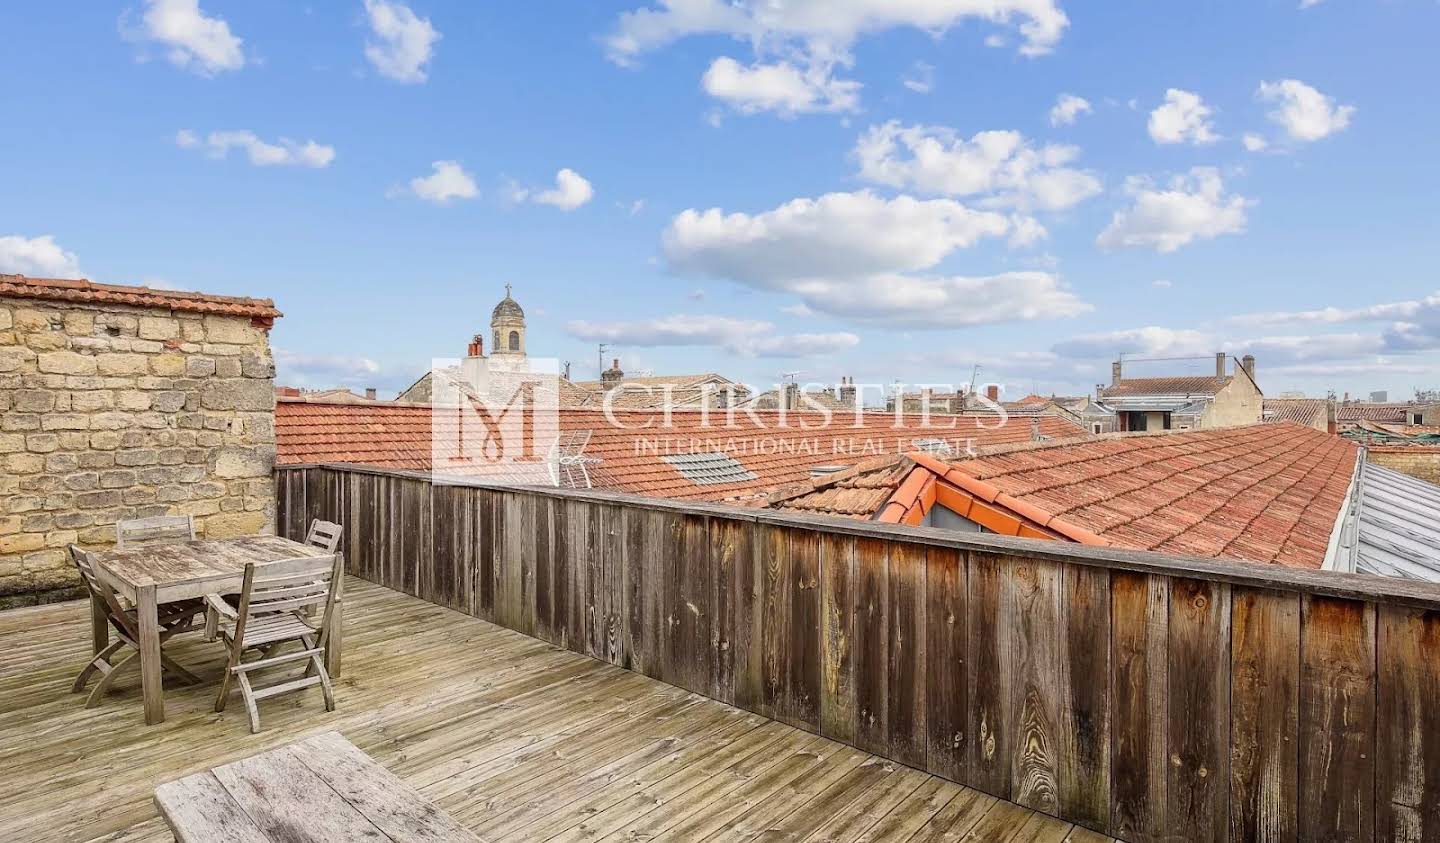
[{"left": 2, "top": 1, "right": 1438, "bottom": 401}]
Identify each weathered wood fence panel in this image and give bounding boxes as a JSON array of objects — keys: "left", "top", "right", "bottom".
[{"left": 275, "top": 465, "right": 1440, "bottom": 842}]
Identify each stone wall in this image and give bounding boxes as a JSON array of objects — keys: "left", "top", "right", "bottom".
[
  {"left": 0, "top": 297, "right": 276, "bottom": 607},
  {"left": 1368, "top": 447, "right": 1440, "bottom": 485}
]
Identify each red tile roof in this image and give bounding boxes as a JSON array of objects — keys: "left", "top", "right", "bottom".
[
  {"left": 275, "top": 399, "right": 1089, "bottom": 504},
  {"left": 1336, "top": 404, "right": 1411, "bottom": 423},
  {"left": 0, "top": 274, "right": 281, "bottom": 320},
  {"left": 1263, "top": 398, "right": 1328, "bottom": 429},
  {"left": 1100, "top": 376, "right": 1229, "bottom": 398},
  {"left": 772, "top": 423, "right": 1358, "bottom": 570}
]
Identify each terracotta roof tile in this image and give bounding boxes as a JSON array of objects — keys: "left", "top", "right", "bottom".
[
  {"left": 1263, "top": 398, "right": 1327, "bottom": 427},
  {"left": 1336, "top": 404, "right": 1411, "bottom": 423},
  {"left": 770, "top": 423, "right": 1357, "bottom": 571},
  {"left": 275, "top": 399, "right": 1089, "bottom": 505},
  {"left": 0, "top": 274, "right": 280, "bottom": 320},
  {"left": 1100, "top": 376, "right": 1229, "bottom": 398}
]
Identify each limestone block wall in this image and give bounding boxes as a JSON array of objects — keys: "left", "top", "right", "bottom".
[{"left": 0, "top": 297, "right": 276, "bottom": 606}]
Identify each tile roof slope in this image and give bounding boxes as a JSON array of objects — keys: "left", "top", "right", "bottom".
[
  {"left": 945, "top": 422, "right": 1356, "bottom": 568},
  {"left": 275, "top": 399, "right": 1088, "bottom": 503},
  {"left": 1336, "top": 404, "right": 1413, "bottom": 423},
  {"left": 764, "top": 456, "right": 916, "bottom": 520},
  {"left": 1100, "top": 376, "right": 1230, "bottom": 398},
  {"left": 1263, "top": 398, "right": 1327, "bottom": 427},
  {"left": 0, "top": 274, "right": 281, "bottom": 319}
]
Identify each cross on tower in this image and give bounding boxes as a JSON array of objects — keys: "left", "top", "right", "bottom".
[{"left": 505, "top": 283, "right": 512, "bottom": 297}]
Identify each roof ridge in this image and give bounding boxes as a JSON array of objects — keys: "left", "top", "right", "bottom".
[{"left": 0, "top": 273, "right": 280, "bottom": 319}]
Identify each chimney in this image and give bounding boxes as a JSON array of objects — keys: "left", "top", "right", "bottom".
[
  {"left": 601, "top": 358, "right": 624, "bottom": 391},
  {"left": 985, "top": 384, "right": 999, "bottom": 403},
  {"left": 838, "top": 376, "right": 856, "bottom": 406},
  {"left": 1030, "top": 416, "right": 1042, "bottom": 442},
  {"left": 1326, "top": 398, "right": 1338, "bottom": 435},
  {"left": 364, "top": 388, "right": 377, "bottom": 401},
  {"left": 467, "top": 333, "right": 485, "bottom": 358},
  {"left": 1111, "top": 359, "right": 1123, "bottom": 386},
  {"left": 783, "top": 382, "right": 800, "bottom": 411},
  {"left": 1216, "top": 352, "right": 1227, "bottom": 379},
  {"left": 1241, "top": 354, "right": 1255, "bottom": 381}
]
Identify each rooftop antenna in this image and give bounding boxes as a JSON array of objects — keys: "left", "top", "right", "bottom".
[
  {"left": 597, "top": 343, "right": 609, "bottom": 378},
  {"left": 780, "top": 370, "right": 803, "bottom": 383},
  {"left": 967, "top": 364, "right": 981, "bottom": 397},
  {"left": 563, "top": 360, "right": 572, "bottom": 381}
]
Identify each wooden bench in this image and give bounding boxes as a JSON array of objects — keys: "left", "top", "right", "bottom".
[{"left": 154, "top": 731, "right": 481, "bottom": 842}]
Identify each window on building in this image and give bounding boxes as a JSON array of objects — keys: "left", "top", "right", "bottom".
[
  {"left": 1415, "top": 413, "right": 1424, "bottom": 425},
  {"left": 508, "top": 331, "right": 520, "bottom": 351},
  {"left": 1092, "top": 423, "right": 1103, "bottom": 434}
]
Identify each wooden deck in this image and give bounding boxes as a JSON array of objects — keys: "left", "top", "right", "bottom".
[{"left": 0, "top": 578, "right": 1111, "bottom": 843}]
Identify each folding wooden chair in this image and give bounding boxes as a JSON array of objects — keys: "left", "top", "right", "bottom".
[
  {"left": 116, "top": 514, "right": 196, "bottom": 548},
  {"left": 68, "top": 545, "right": 203, "bottom": 708},
  {"left": 208, "top": 552, "right": 343, "bottom": 733},
  {"left": 204, "top": 520, "right": 344, "bottom": 641},
  {"left": 304, "top": 519, "right": 343, "bottom": 553}
]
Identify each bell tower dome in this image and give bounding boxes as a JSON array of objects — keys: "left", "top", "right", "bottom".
[{"left": 490, "top": 284, "right": 526, "bottom": 358}]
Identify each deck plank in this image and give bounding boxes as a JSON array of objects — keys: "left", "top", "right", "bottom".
[{"left": 0, "top": 577, "right": 1064, "bottom": 843}]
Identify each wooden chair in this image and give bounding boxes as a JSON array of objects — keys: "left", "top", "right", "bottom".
[
  {"left": 208, "top": 552, "right": 343, "bottom": 733},
  {"left": 203, "top": 520, "right": 344, "bottom": 641},
  {"left": 305, "top": 519, "right": 343, "bottom": 552},
  {"left": 116, "top": 515, "right": 195, "bottom": 549},
  {"left": 68, "top": 545, "right": 203, "bottom": 707}
]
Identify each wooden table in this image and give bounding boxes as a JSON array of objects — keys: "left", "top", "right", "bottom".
[
  {"left": 154, "top": 731, "right": 482, "bottom": 842},
  {"left": 92, "top": 535, "right": 337, "bottom": 725}
]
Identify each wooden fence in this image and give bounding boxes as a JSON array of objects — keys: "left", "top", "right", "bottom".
[{"left": 275, "top": 464, "right": 1440, "bottom": 842}]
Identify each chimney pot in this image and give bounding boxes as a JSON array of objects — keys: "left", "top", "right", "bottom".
[
  {"left": 1111, "top": 360, "right": 1123, "bottom": 386},
  {"left": 467, "top": 333, "right": 485, "bottom": 358},
  {"left": 364, "top": 388, "right": 377, "bottom": 400},
  {"left": 985, "top": 384, "right": 999, "bottom": 402},
  {"left": 1216, "top": 352, "right": 1227, "bottom": 379},
  {"left": 1241, "top": 354, "right": 1256, "bottom": 381}
]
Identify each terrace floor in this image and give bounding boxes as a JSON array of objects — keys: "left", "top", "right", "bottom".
[{"left": 0, "top": 578, "right": 1113, "bottom": 843}]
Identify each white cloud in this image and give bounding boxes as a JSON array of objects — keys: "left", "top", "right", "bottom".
[
  {"left": 1152, "top": 279, "right": 1172, "bottom": 288},
  {"left": 853, "top": 122, "right": 1102, "bottom": 212},
  {"left": 663, "top": 190, "right": 1090, "bottom": 329},
  {"left": 363, "top": 0, "right": 440, "bottom": 83},
  {"left": 1257, "top": 79, "right": 1354, "bottom": 142},
  {"left": 1242, "top": 133, "right": 1269, "bottom": 152},
  {"left": 176, "top": 129, "right": 335, "bottom": 168},
  {"left": 701, "top": 56, "right": 860, "bottom": 116},
  {"left": 124, "top": 0, "right": 245, "bottom": 76},
  {"left": 399, "top": 160, "right": 478, "bottom": 203},
  {"left": 1049, "top": 93, "right": 1091, "bottom": 127},
  {"left": 1053, "top": 326, "right": 1214, "bottom": 359},
  {"left": 1096, "top": 167, "right": 1252, "bottom": 253},
  {"left": 0, "top": 235, "right": 83, "bottom": 278},
  {"left": 903, "top": 61, "right": 935, "bottom": 94},
  {"left": 1148, "top": 89, "right": 1219, "bottom": 145},
  {"left": 566, "top": 314, "right": 858, "bottom": 358},
  {"left": 665, "top": 191, "right": 1011, "bottom": 284},
  {"left": 274, "top": 349, "right": 383, "bottom": 388},
  {"left": 606, "top": 0, "right": 1069, "bottom": 63},
  {"left": 1234, "top": 292, "right": 1440, "bottom": 353},
  {"left": 511, "top": 169, "right": 595, "bottom": 211}
]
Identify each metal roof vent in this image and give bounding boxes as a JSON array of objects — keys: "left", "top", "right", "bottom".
[
  {"left": 808, "top": 465, "right": 850, "bottom": 480},
  {"left": 910, "top": 438, "right": 954, "bottom": 457},
  {"left": 661, "top": 452, "right": 758, "bottom": 486}
]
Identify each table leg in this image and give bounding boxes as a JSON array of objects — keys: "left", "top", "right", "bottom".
[
  {"left": 89, "top": 593, "right": 109, "bottom": 655},
  {"left": 137, "top": 584, "right": 164, "bottom": 725}
]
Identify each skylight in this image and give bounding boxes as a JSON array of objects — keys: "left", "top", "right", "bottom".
[{"left": 661, "top": 452, "right": 758, "bottom": 486}]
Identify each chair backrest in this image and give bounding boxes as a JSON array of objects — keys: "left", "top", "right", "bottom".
[
  {"left": 305, "top": 520, "right": 343, "bottom": 553},
  {"left": 68, "top": 545, "right": 138, "bottom": 637},
  {"left": 116, "top": 515, "right": 195, "bottom": 549},
  {"left": 232, "top": 553, "right": 344, "bottom": 647}
]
